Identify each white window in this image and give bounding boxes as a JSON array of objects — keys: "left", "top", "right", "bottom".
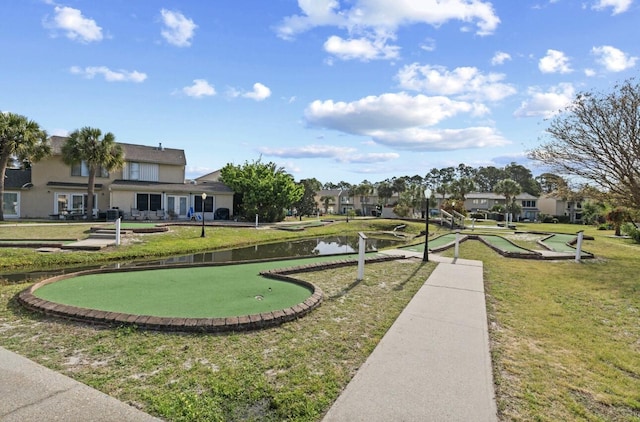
[
  {"left": 71, "top": 162, "right": 108, "bottom": 177},
  {"left": 124, "top": 162, "right": 159, "bottom": 181}
]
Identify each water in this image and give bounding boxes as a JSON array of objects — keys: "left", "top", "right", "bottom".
[{"left": 1, "top": 236, "right": 403, "bottom": 283}]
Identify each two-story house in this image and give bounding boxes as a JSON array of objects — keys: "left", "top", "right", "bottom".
[
  {"left": 538, "top": 196, "right": 584, "bottom": 223},
  {"left": 434, "top": 192, "right": 540, "bottom": 221},
  {"left": 10, "top": 136, "right": 233, "bottom": 220}
]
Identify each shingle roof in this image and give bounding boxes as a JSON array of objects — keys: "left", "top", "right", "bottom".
[
  {"left": 4, "top": 169, "right": 32, "bottom": 189},
  {"left": 49, "top": 136, "right": 186, "bottom": 166}
]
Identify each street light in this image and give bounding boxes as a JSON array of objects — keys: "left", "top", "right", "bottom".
[
  {"left": 423, "top": 188, "right": 432, "bottom": 262},
  {"left": 200, "top": 192, "right": 207, "bottom": 238}
]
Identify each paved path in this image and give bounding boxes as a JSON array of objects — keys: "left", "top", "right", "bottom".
[
  {"left": 323, "top": 251, "right": 497, "bottom": 421},
  {"left": 0, "top": 347, "right": 161, "bottom": 422}
]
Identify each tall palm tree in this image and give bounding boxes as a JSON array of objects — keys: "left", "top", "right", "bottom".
[
  {"left": 494, "top": 178, "right": 522, "bottom": 223},
  {"left": 61, "top": 127, "right": 124, "bottom": 221},
  {"left": 0, "top": 112, "right": 50, "bottom": 221},
  {"left": 320, "top": 195, "right": 334, "bottom": 214}
]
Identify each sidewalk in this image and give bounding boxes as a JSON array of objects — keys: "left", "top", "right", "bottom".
[
  {"left": 323, "top": 252, "right": 497, "bottom": 421},
  {"left": 0, "top": 347, "right": 161, "bottom": 422}
]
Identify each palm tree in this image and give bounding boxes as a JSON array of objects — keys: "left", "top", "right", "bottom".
[
  {"left": 494, "top": 178, "right": 522, "bottom": 223},
  {"left": 353, "top": 181, "right": 374, "bottom": 215},
  {"left": 61, "top": 127, "right": 124, "bottom": 221},
  {"left": 320, "top": 195, "right": 334, "bottom": 214},
  {"left": 0, "top": 112, "right": 50, "bottom": 221}
]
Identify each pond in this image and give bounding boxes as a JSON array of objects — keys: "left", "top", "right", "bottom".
[{"left": 2, "top": 236, "right": 405, "bottom": 283}]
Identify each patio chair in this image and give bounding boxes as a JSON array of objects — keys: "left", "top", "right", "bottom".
[
  {"left": 130, "top": 208, "right": 141, "bottom": 220},
  {"left": 156, "top": 209, "right": 166, "bottom": 220}
]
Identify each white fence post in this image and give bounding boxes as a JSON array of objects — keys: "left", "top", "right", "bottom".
[
  {"left": 357, "top": 232, "right": 367, "bottom": 281},
  {"left": 575, "top": 230, "right": 584, "bottom": 262},
  {"left": 115, "top": 217, "right": 121, "bottom": 246},
  {"left": 454, "top": 230, "right": 461, "bottom": 259}
]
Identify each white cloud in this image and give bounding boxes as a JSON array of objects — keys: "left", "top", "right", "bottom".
[
  {"left": 228, "top": 83, "right": 272, "bottom": 101},
  {"left": 306, "top": 92, "right": 482, "bottom": 133},
  {"left": 591, "top": 0, "right": 633, "bottom": 15},
  {"left": 304, "top": 92, "right": 505, "bottom": 151},
  {"left": 514, "top": 83, "right": 575, "bottom": 118},
  {"left": 420, "top": 38, "right": 436, "bottom": 52},
  {"left": 70, "top": 66, "right": 147, "bottom": 82},
  {"left": 341, "top": 152, "right": 400, "bottom": 164},
  {"left": 324, "top": 35, "right": 400, "bottom": 61},
  {"left": 257, "top": 144, "right": 399, "bottom": 164},
  {"left": 591, "top": 45, "right": 637, "bottom": 72},
  {"left": 538, "top": 49, "right": 572, "bottom": 74},
  {"left": 491, "top": 51, "right": 511, "bottom": 66},
  {"left": 243, "top": 83, "right": 272, "bottom": 101},
  {"left": 258, "top": 144, "right": 357, "bottom": 159},
  {"left": 45, "top": 6, "right": 103, "bottom": 43},
  {"left": 181, "top": 79, "right": 216, "bottom": 97},
  {"left": 276, "top": 0, "right": 500, "bottom": 61},
  {"left": 160, "top": 9, "right": 197, "bottom": 47},
  {"left": 396, "top": 64, "right": 516, "bottom": 102},
  {"left": 367, "top": 127, "right": 510, "bottom": 151}
]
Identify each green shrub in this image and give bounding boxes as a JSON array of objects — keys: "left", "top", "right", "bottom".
[{"left": 622, "top": 223, "right": 640, "bottom": 243}]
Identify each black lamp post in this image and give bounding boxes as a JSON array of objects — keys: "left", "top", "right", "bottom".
[
  {"left": 201, "top": 192, "right": 207, "bottom": 238},
  {"left": 423, "top": 188, "right": 432, "bottom": 262}
]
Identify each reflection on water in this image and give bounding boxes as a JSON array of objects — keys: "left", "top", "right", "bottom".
[{"left": 2, "top": 236, "right": 402, "bottom": 284}]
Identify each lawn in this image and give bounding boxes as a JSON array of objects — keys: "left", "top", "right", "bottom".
[{"left": 0, "top": 220, "right": 639, "bottom": 421}]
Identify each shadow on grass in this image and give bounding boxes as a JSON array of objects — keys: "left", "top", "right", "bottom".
[
  {"left": 393, "top": 261, "right": 433, "bottom": 291},
  {"left": 328, "top": 278, "right": 363, "bottom": 301}
]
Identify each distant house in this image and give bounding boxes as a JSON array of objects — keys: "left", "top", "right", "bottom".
[
  {"left": 434, "top": 191, "right": 540, "bottom": 221},
  {"left": 10, "top": 136, "right": 233, "bottom": 220},
  {"left": 538, "top": 196, "right": 584, "bottom": 223}
]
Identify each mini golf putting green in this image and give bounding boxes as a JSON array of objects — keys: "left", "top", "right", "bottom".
[
  {"left": 18, "top": 254, "right": 398, "bottom": 333},
  {"left": 33, "top": 265, "right": 313, "bottom": 318}
]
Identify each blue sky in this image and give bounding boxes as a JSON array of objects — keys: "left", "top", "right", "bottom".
[{"left": 2, "top": 0, "right": 638, "bottom": 184}]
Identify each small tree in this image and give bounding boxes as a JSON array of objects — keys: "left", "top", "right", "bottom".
[
  {"left": 220, "top": 159, "right": 303, "bottom": 222},
  {"left": 494, "top": 178, "right": 522, "bottom": 223},
  {"left": 0, "top": 113, "right": 50, "bottom": 221},
  {"left": 61, "top": 127, "right": 124, "bottom": 221},
  {"left": 604, "top": 207, "right": 631, "bottom": 237},
  {"left": 295, "top": 179, "right": 321, "bottom": 219}
]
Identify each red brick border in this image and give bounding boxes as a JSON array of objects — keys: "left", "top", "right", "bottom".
[{"left": 17, "top": 255, "right": 401, "bottom": 333}]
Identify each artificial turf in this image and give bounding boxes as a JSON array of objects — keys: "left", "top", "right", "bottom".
[{"left": 33, "top": 255, "right": 359, "bottom": 318}]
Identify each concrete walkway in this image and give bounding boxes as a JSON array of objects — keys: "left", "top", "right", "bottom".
[
  {"left": 0, "top": 347, "right": 161, "bottom": 422},
  {"left": 323, "top": 251, "right": 497, "bottom": 421}
]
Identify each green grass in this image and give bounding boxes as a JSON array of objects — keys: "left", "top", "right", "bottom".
[{"left": 1, "top": 220, "right": 639, "bottom": 421}]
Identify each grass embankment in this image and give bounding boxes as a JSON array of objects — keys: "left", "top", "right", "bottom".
[{"left": 1, "top": 220, "right": 639, "bottom": 420}]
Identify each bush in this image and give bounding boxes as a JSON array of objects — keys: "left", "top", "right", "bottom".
[{"left": 622, "top": 223, "right": 640, "bottom": 243}]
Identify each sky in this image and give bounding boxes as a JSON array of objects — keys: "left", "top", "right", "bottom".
[{"left": 2, "top": 0, "right": 639, "bottom": 184}]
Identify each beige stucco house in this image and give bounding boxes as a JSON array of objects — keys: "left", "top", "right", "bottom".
[{"left": 4, "top": 136, "right": 233, "bottom": 220}]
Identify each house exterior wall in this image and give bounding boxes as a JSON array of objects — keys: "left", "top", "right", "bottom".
[{"left": 14, "top": 137, "right": 232, "bottom": 220}]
